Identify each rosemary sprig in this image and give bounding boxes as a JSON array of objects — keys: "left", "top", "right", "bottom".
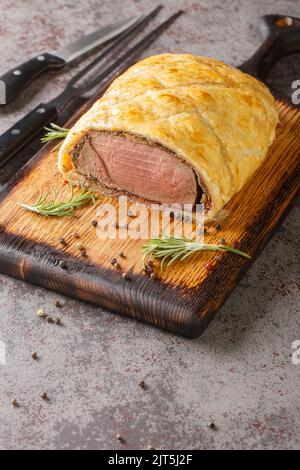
[
  {"left": 20, "top": 187, "right": 97, "bottom": 217},
  {"left": 41, "top": 123, "right": 69, "bottom": 143},
  {"left": 41, "top": 123, "right": 70, "bottom": 151},
  {"left": 142, "top": 235, "right": 251, "bottom": 270}
]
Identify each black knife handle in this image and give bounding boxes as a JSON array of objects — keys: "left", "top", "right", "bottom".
[
  {"left": 0, "top": 103, "right": 58, "bottom": 168},
  {"left": 0, "top": 53, "right": 65, "bottom": 105},
  {"left": 239, "top": 14, "right": 300, "bottom": 79}
]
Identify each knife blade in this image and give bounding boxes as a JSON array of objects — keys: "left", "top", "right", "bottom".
[
  {"left": 0, "top": 15, "right": 142, "bottom": 105},
  {"left": 50, "top": 16, "right": 143, "bottom": 63},
  {"left": 0, "top": 5, "right": 169, "bottom": 169}
]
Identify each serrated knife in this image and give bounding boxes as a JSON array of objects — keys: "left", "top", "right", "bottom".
[{"left": 0, "top": 15, "right": 143, "bottom": 105}]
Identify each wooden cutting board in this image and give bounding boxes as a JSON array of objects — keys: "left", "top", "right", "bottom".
[{"left": 0, "top": 94, "right": 299, "bottom": 338}]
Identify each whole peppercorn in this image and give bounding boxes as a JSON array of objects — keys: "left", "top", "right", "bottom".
[
  {"left": 111, "top": 258, "right": 118, "bottom": 266},
  {"left": 37, "top": 308, "right": 47, "bottom": 319},
  {"left": 209, "top": 422, "right": 216, "bottom": 429},
  {"left": 205, "top": 261, "right": 213, "bottom": 272},
  {"left": 92, "top": 220, "right": 98, "bottom": 228},
  {"left": 143, "top": 261, "right": 154, "bottom": 274},
  {"left": 59, "top": 237, "right": 67, "bottom": 247},
  {"left": 11, "top": 399, "right": 19, "bottom": 407},
  {"left": 47, "top": 316, "right": 54, "bottom": 324},
  {"left": 40, "top": 392, "right": 49, "bottom": 401},
  {"left": 31, "top": 352, "right": 38, "bottom": 360},
  {"left": 214, "top": 222, "right": 222, "bottom": 231},
  {"left": 139, "top": 380, "right": 146, "bottom": 390}
]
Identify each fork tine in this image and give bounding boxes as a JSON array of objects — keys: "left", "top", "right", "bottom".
[
  {"left": 67, "top": 5, "right": 162, "bottom": 89},
  {"left": 76, "top": 10, "right": 184, "bottom": 96}
]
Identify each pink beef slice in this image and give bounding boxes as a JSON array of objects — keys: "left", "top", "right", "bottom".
[{"left": 75, "top": 133, "right": 198, "bottom": 205}]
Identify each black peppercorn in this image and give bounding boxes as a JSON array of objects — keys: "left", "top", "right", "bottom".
[
  {"left": 59, "top": 237, "right": 67, "bottom": 247},
  {"left": 139, "top": 380, "right": 146, "bottom": 389}
]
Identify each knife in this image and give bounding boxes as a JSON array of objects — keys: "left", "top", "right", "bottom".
[
  {"left": 0, "top": 5, "right": 169, "bottom": 169},
  {"left": 0, "top": 15, "right": 143, "bottom": 105}
]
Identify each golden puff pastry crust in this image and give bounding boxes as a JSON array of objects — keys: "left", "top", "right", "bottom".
[{"left": 58, "top": 53, "right": 278, "bottom": 213}]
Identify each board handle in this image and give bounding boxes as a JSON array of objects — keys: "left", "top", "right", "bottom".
[{"left": 239, "top": 14, "right": 300, "bottom": 79}]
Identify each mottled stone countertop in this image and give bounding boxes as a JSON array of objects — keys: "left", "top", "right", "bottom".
[{"left": 0, "top": 0, "right": 299, "bottom": 450}]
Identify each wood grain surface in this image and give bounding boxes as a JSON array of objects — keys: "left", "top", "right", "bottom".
[{"left": 0, "top": 96, "right": 299, "bottom": 337}]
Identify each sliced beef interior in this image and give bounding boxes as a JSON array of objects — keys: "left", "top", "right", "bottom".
[{"left": 74, "top": 133, "right": 198, "bottom": 206}]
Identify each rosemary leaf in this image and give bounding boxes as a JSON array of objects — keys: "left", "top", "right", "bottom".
[
  {"left": 20, "top": 188, "right": 97, "bottom": 217},
  {"left": 142, "top": 236, "right": 251, "bottom": 270}
]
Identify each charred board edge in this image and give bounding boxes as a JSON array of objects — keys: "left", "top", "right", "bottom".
[{"left": 0, "top": 225, "right": 203, "bottom": 338}]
